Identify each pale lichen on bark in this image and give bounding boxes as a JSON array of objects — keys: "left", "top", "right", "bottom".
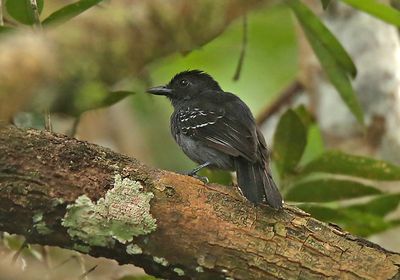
[
  {"left": 153, "top": 256, "right": 169, "bottom": 267},
  {"left": 32, "top": 211, "right": 53, "bottom": 235},
  {"left": 126, "top": 244, "right": 143, "bottom": 255},
  {"left": 61, "top": 174, "right": 157, "bottom": 249}
]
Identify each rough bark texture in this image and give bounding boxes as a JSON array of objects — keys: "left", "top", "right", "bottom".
[{"left": 1, "top": 125, "right": 400, "bottom": 280}]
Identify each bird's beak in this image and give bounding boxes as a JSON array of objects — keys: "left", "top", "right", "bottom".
[{"left": 146, "top": 85, "right": 172, "bottom": 96}]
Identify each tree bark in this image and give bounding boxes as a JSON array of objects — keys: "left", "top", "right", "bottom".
[{"left": 0, "top": 125, "right": 399, "bottom": 280}]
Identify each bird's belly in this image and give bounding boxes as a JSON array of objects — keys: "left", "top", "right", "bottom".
[{"left": 176, "top": 134, "right": 234, "bottom": 170}]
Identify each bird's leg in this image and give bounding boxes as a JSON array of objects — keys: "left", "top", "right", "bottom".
[
  {"left": 186, "top": 162, "right": 211, "bottom": 183},
  {"left": 188, "top": 162, "right": 211, "bottom": 175}
]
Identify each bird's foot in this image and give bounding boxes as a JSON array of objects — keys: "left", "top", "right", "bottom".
[
  {"left": 185, "top": 170, "right": 209, "bottom": 184},
  {"left": 192, "top": 174, "right": 209, "bottom": 184},
  {"left": 182, "top": 162, "right": 211, "bottom": 183}
]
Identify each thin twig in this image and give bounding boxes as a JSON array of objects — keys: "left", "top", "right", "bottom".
[
  {"left": 391, "top": 0, "right": 400, "bottom": 11},
  {"left": 53, "top": 255, "right": 79, "bottom": 269},
  {"left": 77, "top": 265, "right": 97, "bottom": 280},
  {"left": 40, "top": 246, "right": 52, "bottom": 280},
  {"left": 30, "top": 0, "right": 42, "bottom": 30},
  {"left": 30, "top": 0, "right": 49, "bottom": 130},
  {"left": 11, "top": 240, "right": 28, "bottom": 265},
  {"left": 70, "top": 115, "right": 81, "bottom": 137},
  {"left": 233, "top": 14, "right": 248, "bottom": 81},
  {"left": 41, "top": 246, "right": 51, "bottom": 269},
  {"left": 256, "top": 80, "right": 304, "bottom": 125},
  {"left": 44, "top": 108, "right": 52, "bottom": 132},
  {"left": 76, "top": 253, "right": 89, "bottom": 280},
  {"left": 0, "top": 0, "right": 4, "bottom": 26}
]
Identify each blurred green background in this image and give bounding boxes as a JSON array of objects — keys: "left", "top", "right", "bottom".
[{"left": 133, "top": 5, "right": 297, "bottom": 170}]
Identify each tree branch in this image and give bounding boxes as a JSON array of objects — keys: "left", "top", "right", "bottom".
[
  {"left": 256, "top": 80, "right": 304, "bottom": 126},
  {"left": 0, "top": 125, "right": 399, "bottom": 279},
  {"left": 0, "top": 0, "right": 4, "bottom": 26}
]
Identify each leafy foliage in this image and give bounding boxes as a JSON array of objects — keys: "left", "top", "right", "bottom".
[
  {"left": 289, "top": 0, "right": 364, "bottom": 125},
  {"left": 273, "top": 109, "right": 307, "bottom": 176},
  {"left": 5, "top": 0, "right": 44, "bottom": 25},
  {"left": 339, "top": 0, "right": 400, "bottom": 26},
  {"left": 289, "top": 0, "right": 357, "bottom": 78},
  {"left": 72, "top": 87, "right": 135, "bottom": 116},
  {"left": 43, "top": 0, "right": 104, "bottom": 26},
  {"left": 321, "top": 0, "right": 332, "bottom": 9},
  {"left": 300, "top": 203, "right": 397, "bottom": 237},
  {"left": 4, "top": 0, "right": 104, "bottom": 27},
  {"left": 0, "top": 26, "right": 14, "bottom": 33},
  {"left": 347, "top": 194, "right": 400, "bottom": 216},
  {"left": 301, "top": 151, "right": 400, "bottom": 180},
  {"left": 285, "top": 179, "right": 382, "bottom": 202},
  {"left": 299, "top": 194, "right": 400, "bottom": 237},
  {"left": 273, "top": 106, "right": 400, "bottom": 237}
]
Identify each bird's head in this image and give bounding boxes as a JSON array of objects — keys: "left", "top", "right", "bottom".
[{"left": 147, "top": 70, "right": 222, "bottom": 104}]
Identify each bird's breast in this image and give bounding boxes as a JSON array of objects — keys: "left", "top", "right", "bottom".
[{"left": 174, "top": 133, "right": 234, "bottom": 170}]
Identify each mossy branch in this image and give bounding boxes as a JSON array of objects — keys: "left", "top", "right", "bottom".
[{"left": 0, "top": 125, "right": 399, "bottom": 280}]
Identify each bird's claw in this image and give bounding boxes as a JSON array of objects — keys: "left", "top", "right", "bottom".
[
  {"left": 185, "top": 171, "right": 209, "bottom": 183},
  {"left": 192, "top": 174, "right": 209, "bottom": 184}
]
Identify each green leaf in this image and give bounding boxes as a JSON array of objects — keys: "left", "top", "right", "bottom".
[
  {"left": 299, "top": 125, "right": 325, "bottom": 165},
  {"left": 289, "top": 0, "right": 357, "bottom": 77},
  {"left": 43, "top": 0, "right": 104, "bottom": 26},
  {"left": 301, "top": 150, "right": 400, "bottom": 180},
  {"left": 340, "top": 0, "right": 400, "bottom": 27},
  {"left": 294, "top": 104, "right": 314, "bottom": 128},
  {"left": 289, "top": 0, "right": 364, "bottom": 125},
  {"left": 5, "top": 0, "right": 44, "bottom": 25},
  {"left": 391, "top": 219, "right": 400, "bottom": 226},
  {"left": 346, "top": 193, "right": 400, "bottom": 216},
  {"left": 101, "top": 91, "right": 136, "bottom": 108},
  {"left": 299, "top": 205, "right": 344, "bottom": 222},
  {"left": 335, "top": 209, "right": 391, "bottom": 237},
  {"left": 0, "top": 26, "right": 14, "bottom": 34},
  {"left": 3, "top": 234, "right": 26, "bottom": 251},
  {"left": 13, "top": 111, "right": 46, "bottom": 129},
  {"left": 273, "top": 109, "right": 307, "bottom": 177},
  {"left": 299, "top": 205, "right": 392, "bottom": 236},
  {"left": 71, "top": 82, "right": 135, "bottom": 115},
  {"left": 286, "top": 179, "right": 382, "bottom": 202},
  {"left": 294, "top": 106, "right": 325, "bottom": 165},
  {"left": 304, "top": 24, "right": 364, "bottom": 125},
  {"left": 321, "top": 0, "right": 332, "bottom": 10}
]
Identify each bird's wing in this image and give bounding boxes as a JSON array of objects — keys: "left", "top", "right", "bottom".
[{"left": 176, "top": 101, "right": 258, "bottom": 162}]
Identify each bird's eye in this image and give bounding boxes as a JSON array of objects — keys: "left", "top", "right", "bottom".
[{"left": 179, "top": 79, "right": 189, "bottom": 87}]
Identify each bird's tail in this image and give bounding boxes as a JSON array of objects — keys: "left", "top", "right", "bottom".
[{"left": 235, "top": 158, "right": 283, "bottom": 209}]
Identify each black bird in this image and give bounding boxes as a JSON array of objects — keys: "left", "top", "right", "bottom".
[{"left": 147, "top": 70, "right": 283, "bottom": 209}]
